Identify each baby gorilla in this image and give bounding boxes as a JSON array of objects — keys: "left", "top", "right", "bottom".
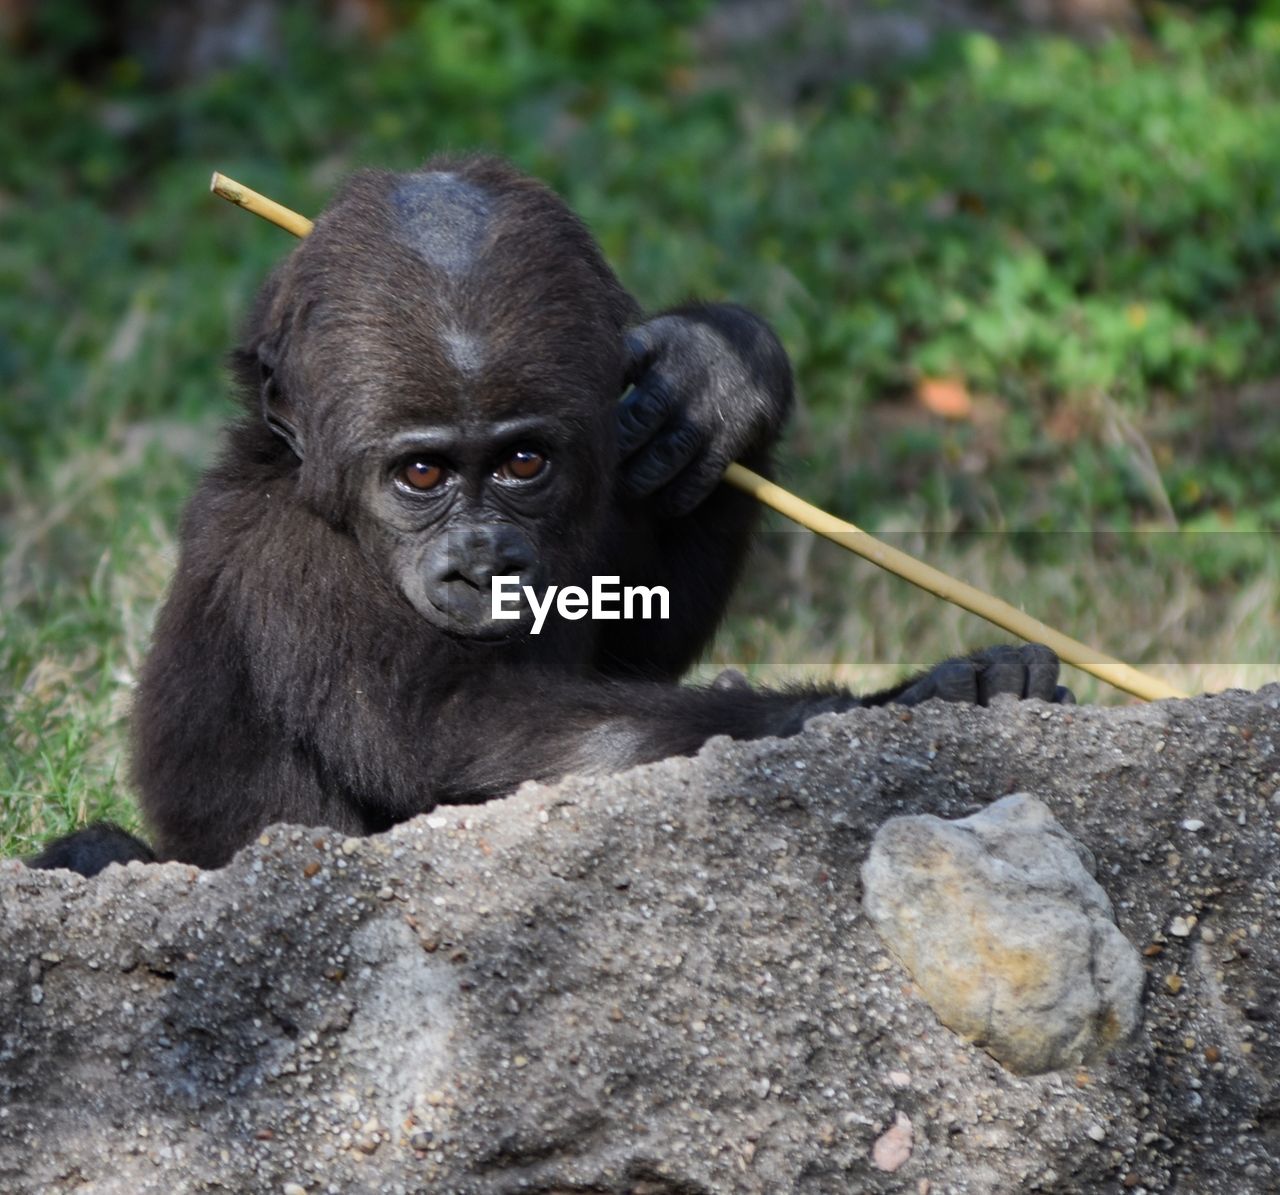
[{"left": 31, "top": 154, "right": 1071, "bottom": 874}]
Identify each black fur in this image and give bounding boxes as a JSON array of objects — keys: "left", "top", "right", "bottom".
[
  {"left": 26, "top": 824, "right": 154, "bottom": 876},
  {"left": 30, "top": 154, "right": 1071, "bottom": 874}
]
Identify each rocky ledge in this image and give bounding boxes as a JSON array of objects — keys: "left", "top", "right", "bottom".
[{"left": 1, "top": 687, "right": 1277, "bottom": 1193}]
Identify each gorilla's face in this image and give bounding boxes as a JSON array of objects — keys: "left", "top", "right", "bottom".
[
  {"left": 283, "top": 306, "right": 620, "bottom": 644},
  {"left": 355, "top": 413, "right": 569, "bottom": 641}
]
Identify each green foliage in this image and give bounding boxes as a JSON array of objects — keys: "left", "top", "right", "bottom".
[
  {"left": 5, "top": 8, "right": 1280, "bottom": 530},
  {"left": 2, "top": 3, "right": 1279, "bottom": 853}
]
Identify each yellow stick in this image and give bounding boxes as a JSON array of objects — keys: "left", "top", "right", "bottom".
[
  {"left": 210, "top": 172, "right": 315, "bottom": 238},
  {"left": 724, "top": 463, "right": 1186, "bottom": 701},
  {"left": 210, "top": 171, "right": 1188, "bottom": 702}
]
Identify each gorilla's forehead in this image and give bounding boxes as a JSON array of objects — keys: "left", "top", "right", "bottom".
[
  {"left": 345, "top": 382, "right": 592, "bottom": 458},
  {"left": 389, "top": 172, "right": 491, "bottom": 275},
  {"left": 442, "top": 327, "right": 486, "bottom": 375}
]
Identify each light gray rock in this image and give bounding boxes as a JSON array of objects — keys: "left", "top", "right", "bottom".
[
  {"left": 1, "top": 685, "right": 1278, "bottom": 1193},
  {"left": 862, "top": 792, "right": 1144, "bottom": 1073}
]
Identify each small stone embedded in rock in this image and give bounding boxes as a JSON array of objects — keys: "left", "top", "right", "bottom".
[
  {"left": 861, "top": 793, "right": 1144, "bottom": 1075},
  {"left": 871, "top": 1111, "right": 914, "bottom": 1172}
]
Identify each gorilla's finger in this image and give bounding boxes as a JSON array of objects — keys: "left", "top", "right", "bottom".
[
  {"left": 891, "top": 677, "right": 932, "bottom": 706},
  {"left": 620, "top": 422, "right": 704, "bottom": 498},
  {"left": 1019, "top": 643, "right": 1061, "bottom": 701},
  {"left": 621, "top": 327, "right": 659, "bottom": 389},
  {"left": 617, "top": 377, "right": 680, "bottom": 457},
  {"left": 1053, "top": 685, "right": 1077, "bottom": 705},
  {"left": 930, "top": 658, "right": 980, "bottom": 703},
  {"left": 974, "top": 645, "right": 1027, "bottom": 704},
  {"left": 897, "top": 659, "right": 978, "bottom": 706},
  {"left": 658, "top": 450, "right": 730, "bottom": 517}
]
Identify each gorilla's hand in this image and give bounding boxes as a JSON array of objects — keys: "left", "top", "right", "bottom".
[
  {"left": 617, "top": 304, "right": 793, "bottom": 516},
  {"left": 890, "top": 644, "right": 1076, "bottom": 707}
]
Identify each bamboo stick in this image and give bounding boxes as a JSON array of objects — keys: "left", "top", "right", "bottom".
[
  {"left": 723, "top": 463, "right": 1186, "bottom": 700},
  {"left": 210, "top": 172, "right": 315, "bottom": 238}
]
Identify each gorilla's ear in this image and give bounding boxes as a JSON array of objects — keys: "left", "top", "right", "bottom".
[{"left": 257, "top": 337, "right": 305, "bottom": 461}]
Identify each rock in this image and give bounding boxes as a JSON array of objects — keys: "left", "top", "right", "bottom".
[
  {"left": 871, "top": 1111, "right": 914, "bottom": 1171},
  {"left": 861, "top": 792, "right": 1144, "bottom": 1073},
  {"left": 1, "top": 686, "right": 1278, "bottom": 1193}
]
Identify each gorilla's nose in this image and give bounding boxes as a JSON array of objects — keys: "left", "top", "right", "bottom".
[{"left": 446, "top": 525, "right": 536, "bottom": 589}]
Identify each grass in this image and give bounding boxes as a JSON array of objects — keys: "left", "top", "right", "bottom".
[
  {"left": 700, "top": 525, "right": 1280, "bottom": 703},
  {"left": 2, "top": 3, "right": 1279, "bottom": 858}
]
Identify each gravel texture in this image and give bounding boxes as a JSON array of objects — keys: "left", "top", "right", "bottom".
[{"left": 1, "top": 686, "right": 1277, "bottom": 1193}]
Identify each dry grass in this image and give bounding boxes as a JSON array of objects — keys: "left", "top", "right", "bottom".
[{"left": 701, "top": 524, "right": 1278, "bottom": 704}]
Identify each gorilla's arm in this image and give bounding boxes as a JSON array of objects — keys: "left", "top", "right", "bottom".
[
  {"left": 418, "top": 648, "right": 1070, "bottom": 808},
  {"left": 594, "top": 302, "right": 789, "bottom": 678},
  {"left": 395, "top": 675, "right": 860, "bottom": 808},
  {"left": 265, "top": 646, "right": 1068, "bottom": 819}
]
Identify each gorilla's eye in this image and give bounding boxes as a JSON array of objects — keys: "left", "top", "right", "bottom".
[
  {"left": 496, "top": 449, "right": 547, "bottom": 482},
  {"left": 399, "top": 460, "right": 447, "bottom": 491}
]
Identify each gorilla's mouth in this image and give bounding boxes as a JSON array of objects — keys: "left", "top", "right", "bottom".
[
  {"left": 416, "top": 577, "right": 535, "bottom": 643},
  {"left": 448, "top": 618, "right": 529, "bottom": 645}
]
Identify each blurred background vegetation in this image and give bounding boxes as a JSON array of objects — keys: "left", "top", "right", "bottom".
[{"left": 2, "top": 0, "right": 1278, "bottom": 854}]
